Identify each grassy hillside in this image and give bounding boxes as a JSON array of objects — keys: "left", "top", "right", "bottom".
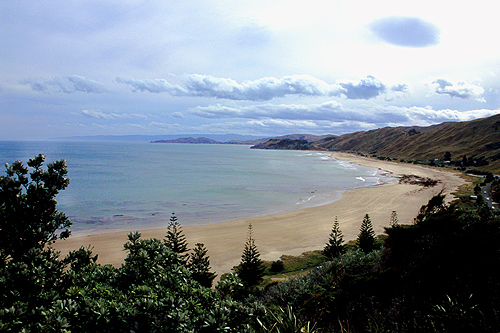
[{"left": 315, "top": 114, "right": 500, "bottom": 173}]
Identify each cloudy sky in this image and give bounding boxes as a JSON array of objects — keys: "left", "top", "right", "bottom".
[{"left": 2, "top": 0, "right": 500, "bottom": 140}]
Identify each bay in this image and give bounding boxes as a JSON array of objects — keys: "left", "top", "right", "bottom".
[{"left": 0, "top": 141, "right": 392, "bottom": 235}]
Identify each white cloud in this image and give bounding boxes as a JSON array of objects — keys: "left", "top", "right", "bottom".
[
  {"left": 183, "top": 74, "right": 345, "bottom": 100},
  {"left": 72, "top": 104, "right": 500, "bottom": 138},
  {"left": 114, "top": 77, "right": 187, "bottom": 95},
  {"left": 194, "top": 106, "right": 500, "bottom": 136},
  {"left": 21, "top": 75, "right": 109, "bottom": 94},
  {"left": 117, "top": 74, "right": 344, "bottom": 100},
  {"left": 117, "top": 74, "right": 396, "bottom": 101},
  {"left": 189, "top": 101, "right": 395, "bottom": 123},
  {"left": 391, "top": 83, "right": 409, "bottom": 92},
  {"left": 190, "top": 101, "right": 500, "bottom": 127},
  {"left": 171, "top": 112, "right": 186, "bottom": 119},
  {"left": 432, "top": 79, "right": 485, "bottom": 101},
  {"left": 81, "top": 110, "right": 147, "bottom": 120},
  {"left": 193, "top": 118, "right": 378, "bottom": 136},
  {"left": 81, "top": 110, "right": 115, "bottom": 119},
  {"left": 149, "top": 122, "right": 183, "bottom": 130},
  {"left": 189, "top": 101, "right": 343, "bottom": 120},
  {"left": 3, "top": 2, "right": 500, "bottom": 140},
  {"left": 401, "top": 106, "right": 498, "bottom": 123},
  {"left": 337, "top": 76, "right": 387, "bottom": 99}
]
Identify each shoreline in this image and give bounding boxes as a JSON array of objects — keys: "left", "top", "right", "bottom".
[
  {"left": 51, "top": 152, "right": 467, "bottom": 278},
  {"left": 66, "top": 157, "right": 394, "bottom": 238},
  {"left": 64, "top": 150, "right": 391, "bottom": 238}
]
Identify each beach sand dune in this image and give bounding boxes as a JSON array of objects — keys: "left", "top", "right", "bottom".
[{"left": 52, "top": 153, "right": 467, "bottom": 278}]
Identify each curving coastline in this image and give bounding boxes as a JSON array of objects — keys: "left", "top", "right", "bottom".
[{"left": 52, "top": 152, "right": 467, "bottom": 278}]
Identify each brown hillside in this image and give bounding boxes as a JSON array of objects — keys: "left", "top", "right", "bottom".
[
  {"left": 318, "top": 127, "right": 407, "bottom": 153},
  {"left": 316, "top": 114, "right": 500, "bottom": 173}
]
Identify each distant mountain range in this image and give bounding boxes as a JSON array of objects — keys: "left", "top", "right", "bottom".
[
  {"left": 150, "top": 136, "right": 264, "bottom": 145},
  {"left": 56, "top": 134, "right": 264, "bottom": 142},
  {"left": 150, "top": 133, "right": 332, "bottom": 145}
]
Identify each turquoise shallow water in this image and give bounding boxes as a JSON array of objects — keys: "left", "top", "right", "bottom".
[{"left": 0, "top": 141, "right": 393, "bottom": 234}]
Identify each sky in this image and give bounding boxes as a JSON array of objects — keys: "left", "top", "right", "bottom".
[{"left": 2, "top": 0, "right": 500, "bottom": 140}]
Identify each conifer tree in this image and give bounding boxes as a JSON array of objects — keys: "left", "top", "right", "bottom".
[
  {"left": 357, "top": 214, "right": 376, "bottom": 253},
  {"left": 237, "top": 223, "right": 264, "bottom": 287},
  {"left": 322, "top": 216, "right": 344, "bottom": 259},
  {"left": 164, "top": 212, "right": 189, "bottom": 265},
  {"left": 188, "top": 243, "right": 216, "bottom": 288}
]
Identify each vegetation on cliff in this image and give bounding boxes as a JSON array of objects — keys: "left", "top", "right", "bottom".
[{"left": 250, "top": 138, "right": 313, "bottom": 150}]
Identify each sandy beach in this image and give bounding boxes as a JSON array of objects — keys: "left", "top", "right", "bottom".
[{"left": 52, "top": 152, "right": 467, "bottom": 278}]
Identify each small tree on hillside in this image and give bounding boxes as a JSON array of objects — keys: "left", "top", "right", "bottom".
[
  {"left": 414, "top": 192, "right": 446, "bottom": 224},
  {"left": 357, "top": 214, "right": 376, "bottom": 253},
  {"left": 474, "top": 184, "right": 481, "bottom": 195},
  {"left": 443, "top": 151, "right": 452, "bottom": 161},
  {"left": 164, "top": 212, "right": 189, "bottom": 265},
  {"left": 322, "top": 216, "right": 345, "bottom": 259},
  {"left": 188, "top": 243, "right": 216, "bottom": 288},
  {"left": 237, "top": 223, "right": 264, "bottom": 287}
]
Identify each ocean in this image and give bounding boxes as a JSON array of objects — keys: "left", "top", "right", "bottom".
[{"left": 0, "top": 141, "right": 393, "bottom": 235}]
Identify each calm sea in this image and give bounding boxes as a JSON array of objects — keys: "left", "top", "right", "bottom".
[{"left": 0, "top": 141, "right": 393, "bottom": 235}]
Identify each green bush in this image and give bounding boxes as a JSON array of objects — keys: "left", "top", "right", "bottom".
[{"left": 269, "top": 260, "right": 284, "bottom": 273}]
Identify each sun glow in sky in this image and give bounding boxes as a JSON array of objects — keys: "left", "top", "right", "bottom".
[{"left": 1, "top": 0, "right": 500, "bottom": 140}]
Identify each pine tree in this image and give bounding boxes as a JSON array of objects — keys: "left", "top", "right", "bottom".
[
  {"left": 237, "top": 223, "right": 264, "bottom": 287},
  {"left": 164, "top": 212, "right": 189, "bottom": 265},
  {"left": 188, "top": 243, "right": 216, "bottom": 288},
  {"left": 322, "top": 216, "right": 344, "bottom": 259},
  {"left": 357, "top": 213, "right": 376, "bottom": 253},
  {"left": 389, "top": 211, "right": 399, "bottom": 227}
]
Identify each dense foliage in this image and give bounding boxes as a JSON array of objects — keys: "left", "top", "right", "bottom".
[
  {"left": 2, "top": 155, "right": 500, "bottom": 331},
  {"left": 0, "top": 233, "right": 265, "bottom": 332},
  {"left": 260, "top": 196, "right": 500, "bottom": 332},
  {"left": 0, "top": 154, "right": 71, "bottom": 265}
]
